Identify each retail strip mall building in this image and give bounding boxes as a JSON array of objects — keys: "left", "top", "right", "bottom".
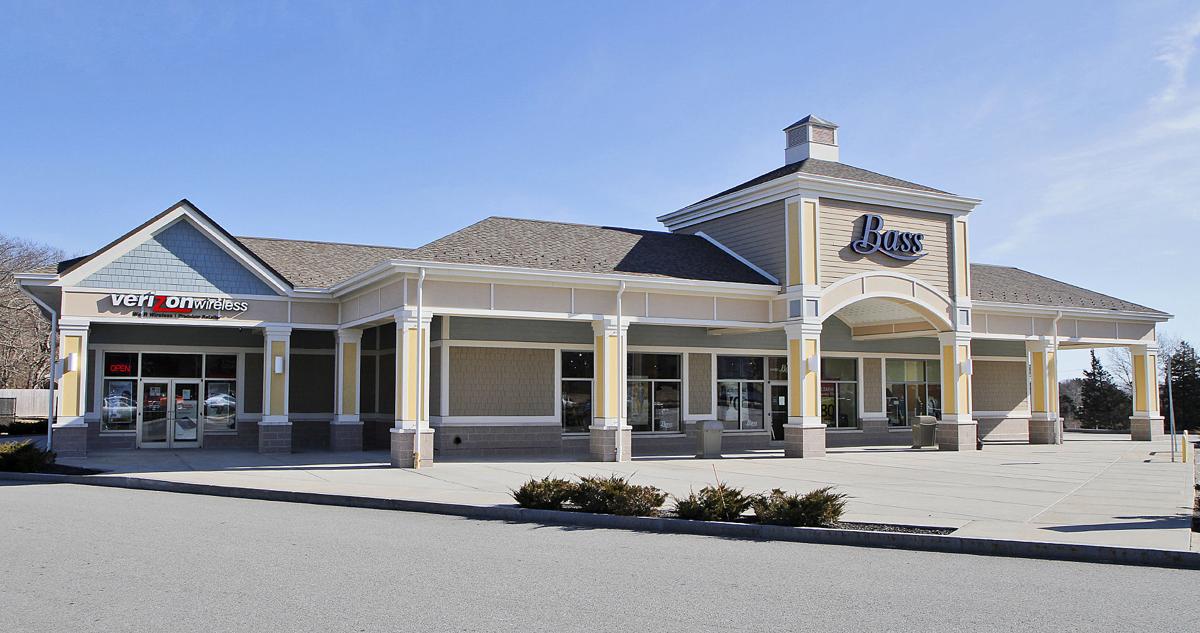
[{"left": 17, "top": 116, "right": 1171, "bottom": 466}]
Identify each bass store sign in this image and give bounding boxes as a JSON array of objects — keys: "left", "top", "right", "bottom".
[{"left": 107, "top": 292, "right": 250, "bottom": 320}]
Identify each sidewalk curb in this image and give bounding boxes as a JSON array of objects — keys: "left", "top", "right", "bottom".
[{"left": 4, "top": 471, "right": 1198, "bottom": 570}]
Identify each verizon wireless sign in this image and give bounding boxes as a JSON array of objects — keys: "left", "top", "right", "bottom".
[{"left": 108, "top": 292, "right": 249, "bottom": 319}]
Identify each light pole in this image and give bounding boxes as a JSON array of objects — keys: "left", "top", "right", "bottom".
[{"left": 1166, "top": 355, "right": 1176, "bottom": 463}]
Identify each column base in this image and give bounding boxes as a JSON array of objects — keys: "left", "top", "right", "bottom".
[
  {"left": 257, "top": 420, "right": 293, "bottom": 454},
  {"left": 783, "top": 423, "right": 826, "bottom": 458},
  {"left": 329, "top": 420, "right": 364, "bottom": 452},
  {"left": 936, "top": 420, "right": 977, "bottom": 451},
  {"left": 1028, "top": 417, "right": 1062, "bottom": 445},
  {"left": 589, "top": 426, "right": 632, "bottom": 462},
  {"left": 1130, "top": 416, "right": 1165, "bottom": 441},
  {"left": 390, "top": 428, "right": 434, "bottom": 468},
  {"left": 51, "top": 423, "right": 88, "bottom": 458}
]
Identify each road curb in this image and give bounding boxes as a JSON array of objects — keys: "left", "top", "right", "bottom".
[{"left": 4, "top": 471, "right": 1198, "bottom": 570}]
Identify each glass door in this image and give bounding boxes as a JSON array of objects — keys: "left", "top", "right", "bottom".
[
  {"left": 139, "top": 381, "right": 170, "bottom": 447},
  {"left": 172, "top": 382, "right": 201, "bottom": 448},
  {"left": 770, "top": 384, "right": 788, "bottom": 441},
  {"left": 138, "top": 380, "right": 203, "bottom": 448}
]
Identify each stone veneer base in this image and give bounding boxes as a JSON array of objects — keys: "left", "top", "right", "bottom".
[
  {"left": 390, "top": 429, "right": 435, "bottom": 468},
  {"left": 589, "top": 427, "right": 632, "bottom": 462},
  {"left": 936, "top": 421, "right": 977, "bottom": 451},
  {"left": 1130, "top": 416, "right": 1165, "bottom": 441},
  {"left": 257, "top": 423, "right": 293, "bottom": 454},
  {"left": 329, "top": 422, "right": 364, "bottom": 452},
  {"left": 783, "top": 425, "right": 826, "bottom": 458},
  {"left": 51, "top": 425, "right": 88, "bottom": 458}
]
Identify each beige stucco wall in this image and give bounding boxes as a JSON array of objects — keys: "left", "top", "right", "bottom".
[
  {"left": 862, "top": 357, "right": 883, "bottom": 412},
  {"left": 291, "top": 301, "right": 338, "bottom": 325},
  {"left": 447, "top": 347, "right": 554, "bottom": 416},
  {"left": 687, "top": 352, "right": 712, "bottom": 415},
  {"left": 818, "top": 198, "right": 953, "bottom": 295},
  {"left": 972, "top": 360, "right": 1029, "bottom": 414}
]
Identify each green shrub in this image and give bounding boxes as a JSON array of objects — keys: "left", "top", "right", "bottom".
[
  {"left": 511, "top": 476, "right": 576, "bottom": 510},
  {"left": 570, "top": 475, "right": 667, "bottom": 516},
  {"left": 751, "top": 486, "right": 847, "bottom": 527},
  {"left": 0, "top": 440, "right": 56, "bottom": 473},
  {"left": 0, "top": 419, "right": 48, "bottom": 436},
  {"left": 672, "top": 482, "right": 753, "bottom": 521}
]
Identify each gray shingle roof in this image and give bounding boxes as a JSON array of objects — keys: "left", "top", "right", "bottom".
[
  {"left": 405, "top": 216, "right": 775, "bottom": 284},
  {"left": 970, "top": 264, "right": 1165, "bottom": 315},
  {"left": 694, "top": 158, "right": 948, "bottom": 206},
  {"left": 237, "top": 237, "right": 411, "bottom": 288}
]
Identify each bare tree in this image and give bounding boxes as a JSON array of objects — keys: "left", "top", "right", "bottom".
[
  {"left": 0, "top": 234, "right": 65, "bottom": 389},
  {"left": 1103, "top": 333, "right": 1180, "bottom": 395}
]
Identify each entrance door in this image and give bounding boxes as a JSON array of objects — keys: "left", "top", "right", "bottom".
[
  {"left": 138, "top": 380, "right": 202, "bottom": 448},
  {"left": 770, "top": 384, "right": 788, "bottom": 441},
  {"left": 172, "top": 382, "right": 201, "bottom": 448}
]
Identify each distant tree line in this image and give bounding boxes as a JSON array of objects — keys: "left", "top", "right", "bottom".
[{"left": 0, "top": 234, "right": 64, "bottom": 389}]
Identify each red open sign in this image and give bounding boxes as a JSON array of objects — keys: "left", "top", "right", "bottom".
[{"left": 108, "top": 362, "right": 132, "bottom": 375}]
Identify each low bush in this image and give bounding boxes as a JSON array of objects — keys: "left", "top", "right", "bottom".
[
  {"left": 672, "top": 482, "right": 753, "bottom": 521},
  {"left": 751, "top": 486, "right": 847, "bottom": 527},
  {"left": 570, "top": 475, "right": 667, "bottom": 516},
  {"left": 511, "top": 476, "right": 576, "bottom": 510},
  {"left": 0, "top": 440, "right": 56, "bottom": 473}
]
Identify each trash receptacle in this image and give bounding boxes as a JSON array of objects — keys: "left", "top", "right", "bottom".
[
  {"left": 696, "top": 420, "right": 724, "bottom": 458},
  {"left": 912, "top": 415, "right": 937, "bottom": 448}
]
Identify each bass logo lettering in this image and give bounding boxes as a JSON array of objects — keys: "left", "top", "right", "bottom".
[{"left": 849, "top": 214, "right": 926, "bottom": 261}]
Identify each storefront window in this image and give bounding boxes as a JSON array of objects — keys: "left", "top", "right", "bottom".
[
  {"left": 717, "top": 356, "right": 765, "bottom": 430},
  {"left": 627, "top": 353, "right": 681, "bottom": 432},
  {"left": 820, "top": 358, "right": 858, "bottom": 429},
  {"left": 561, "top": 351, "right": 593, "bottom": 433},
  {"left": 202, "top": 381, "right": 237, "bottom": 433},
  {"left": 142, "top": 353, "right": 202, "bottom": 378},
  {"left": 885, "top": 359, "right": 941, "bottom": 426},
  {"left": 205, "top": 355, "right": 237, "bottom": 379},
  {"left": 104, "top": 352, "right": 138, "bottom": 378},
  {"left": 101, "top": 379, "right": 136, "bottom": 431}
]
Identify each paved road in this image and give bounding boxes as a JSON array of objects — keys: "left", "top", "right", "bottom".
[{"left": 0, "top": 483, "right": 1193, "bottom": 633}]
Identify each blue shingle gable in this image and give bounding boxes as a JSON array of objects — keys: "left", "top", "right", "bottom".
[{"left": 78, "top": 219, "right": 279, "bottom": 295}]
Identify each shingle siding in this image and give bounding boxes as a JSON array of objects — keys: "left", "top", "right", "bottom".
[
  {"left": 675, "top": 200, "right": 786, "bottom": 282},
  {"left": 79, "top": 220, "right": 278, "bottom": 295}
]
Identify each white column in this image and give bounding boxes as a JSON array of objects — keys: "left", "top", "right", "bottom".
[
  {"left": 1026, "top": 338, "right": 1061, "bottom": 444},
  {"left": 390, "top": 308, "right": 433, "bottom": 467},
  {"left": 589, "top": 317, "right": 630, "bottom": 462},
  {"left": 261, "top": 326, "right": 292, "bottom": 424},
  {"left": 1129, "top": 343, "right": 1164, "bottom": 441},
  {"left": 936, "top": 330, "right": 976, "bottom": 450},
  {"left": 783, "top": 321, "right": 825, "bottom": 457},
  {"left": 334, "top": 329, "right": 362, "bottom": 424}
]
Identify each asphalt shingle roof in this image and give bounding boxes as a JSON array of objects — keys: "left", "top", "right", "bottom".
[
  {"left": 236, "top": 237, "right": 411, "bottom": 288},
  {"left": 694, "top": 158, "right": 948, "bottom": 206},
  {"left": 969, "top": 264, "right": 1165, "bottom": 315},
  {"left": 405, "top": 216, "right": 775, "bottom": 284}
]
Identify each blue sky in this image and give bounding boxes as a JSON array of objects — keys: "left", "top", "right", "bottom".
[{"left": 2, "top": 1, "right": 1198, "bottom": 377}]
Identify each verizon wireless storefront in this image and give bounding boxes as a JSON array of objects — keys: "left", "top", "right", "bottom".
[{"left": 18, "top": 115, "right": 1171, "bottom": 467}]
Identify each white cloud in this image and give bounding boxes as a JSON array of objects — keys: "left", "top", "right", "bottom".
[{"left": 1153, "top": 11, "right": 1200, "bottom": 105}]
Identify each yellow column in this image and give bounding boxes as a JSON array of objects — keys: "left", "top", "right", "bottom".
[
  {"left": 330, "top": 328, "right": 364, "bottom": 452},
  {"left": 785, "top": 197, "right": 819, "bottom": 289},
  {"left": 783, "top": 322, "right": 824, "bottom": 457},
  {"left": 262, "top": 327, "right": 291, "bottom": 422},
  {"left": 1129, "top": 344, "right": 1163, "bottom": 441},
  {"left": 55, "top": 323, "right": 89, "bottom": 424},
  {"left": 937, "top": 331, "right": 977, "bottom": 450},
  {"left": 1026, "top": 338, "right": 1061, "bottom": 444},
  {"left": 390, "top": 310, "right": 432, "bottom": 466},
  {"left": 589, "top": 318, "right": 629, "bottom": 462}
]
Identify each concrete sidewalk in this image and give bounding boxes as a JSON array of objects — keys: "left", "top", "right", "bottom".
[{"left": 54, "top": 433, "right": 1195, "bottom": 551}]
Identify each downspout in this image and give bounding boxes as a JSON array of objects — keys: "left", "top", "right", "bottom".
[
  {"left": 415, "top": 267, "right": 426, "bottom": 468},
  {"left": 615, "top": 281, "right": 625, "bottom": 461},
  {"left": 1052, "top": 310, "right": 1063, "bottom": 444},
  {"left": 19, "top": 285, "right": 57, "bottom": 451}
]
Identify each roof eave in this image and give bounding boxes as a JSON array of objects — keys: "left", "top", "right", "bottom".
[
  {"left": 331, "top": 258, "right": 781, "bottom": 299},
  {"left": 972, "top": 300, "right": 1172, "bottom": 322},
  {"left": 658, "top": 171, "right": 982, "bottom": 230}
]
